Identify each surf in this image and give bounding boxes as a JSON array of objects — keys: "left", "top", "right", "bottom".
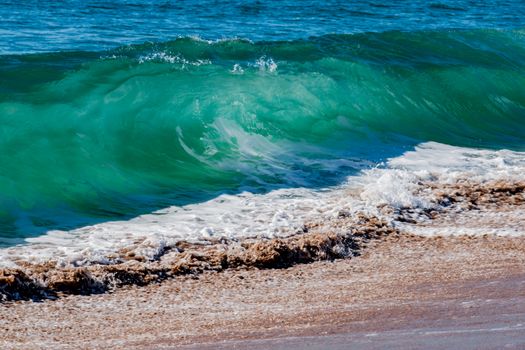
[{"left": 0, "top": 29, "right": 525, "bottom": 239}]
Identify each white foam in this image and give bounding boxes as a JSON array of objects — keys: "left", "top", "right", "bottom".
[
  {"left": 230, "top": 63, "right": 245, "bottom": 74},
  {"left": 1, "top": 142, "right": 524, "bottom": 268},
  {"left": 253, "top": 56, "right": 278, "bottom": 72},
  {"left": 137, "top": 52, "right": 211, "bottom": 67},
  {"left": 361, "top": 142, "right": 525, "bottom": 209}
]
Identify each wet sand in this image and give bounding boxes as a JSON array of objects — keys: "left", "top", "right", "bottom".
[{"left": 2, "top": 232, "right": 525, "bottom": 349}]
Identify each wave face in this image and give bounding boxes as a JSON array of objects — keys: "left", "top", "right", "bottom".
[{"left": 1, "top": 29, "right": 525, "bottom": 239}]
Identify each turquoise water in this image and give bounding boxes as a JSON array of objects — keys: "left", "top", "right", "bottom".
[{"left": 1, "top": 1, "right": 525, "bottom": 240}]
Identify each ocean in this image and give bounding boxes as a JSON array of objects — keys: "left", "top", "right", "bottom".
[{"left": 0, "top": 0, "right": 524, "bottom": 269}]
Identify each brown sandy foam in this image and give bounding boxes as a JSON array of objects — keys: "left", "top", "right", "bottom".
[
  {"left": 0, "top": 216, "right": 395, "bottom": 301},
  {"left": 2, "top": 233, "right": 525, "bottom": 350},
  {"left": 1, "top": 180, "right": 524, "bottom": 302},
  {"left": 389, "top": 180, "right": 525, "bottom": 223},
  {"left": 433, "top": 180, "right": 525, "bottom": 208}
]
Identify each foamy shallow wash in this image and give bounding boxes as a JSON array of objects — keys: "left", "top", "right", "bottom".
[{"left": 1, "top": 142, "right": 524, "bottom": 268}]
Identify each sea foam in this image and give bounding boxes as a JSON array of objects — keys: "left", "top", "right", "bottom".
[{"left": 1, "top": 142, "right": 523, "bottom": 268}]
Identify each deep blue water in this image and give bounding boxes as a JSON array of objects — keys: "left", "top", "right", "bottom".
[{"left": 1, "top": 0, "right": 525, "bottom": 54}]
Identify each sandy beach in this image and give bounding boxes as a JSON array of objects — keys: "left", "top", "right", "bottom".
[{"left": 2, "top": 228, "right": 525, "bottom": 349}]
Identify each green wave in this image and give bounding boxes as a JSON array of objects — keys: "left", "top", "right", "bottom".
[{"left": 1, "top": 29, "right": 525, "bottom": 236}]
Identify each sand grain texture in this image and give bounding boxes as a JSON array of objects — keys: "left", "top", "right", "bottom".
[{"left": 2, "top": 233, "right": 525, "bottom": 349}]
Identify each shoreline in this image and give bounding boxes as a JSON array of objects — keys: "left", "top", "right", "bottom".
[
  {"left": 1, "top": 180, "right": 523, "bottom": 302},
  {"left": 0, "top": 177, "right": 524, "bottom": 348},
  {"left": 2, "top": 233, "right": 525, "bottom": 349}
]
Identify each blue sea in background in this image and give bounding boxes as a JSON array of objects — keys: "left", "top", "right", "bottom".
[{"left": 1, "top": 0, "right": 525, "bottom": 53}]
